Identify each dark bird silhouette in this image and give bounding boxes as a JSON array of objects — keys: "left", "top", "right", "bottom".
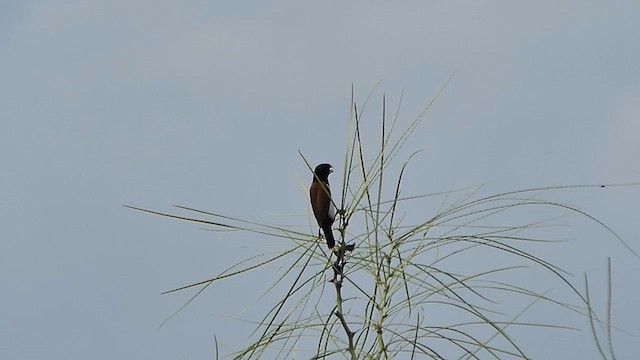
[{"left": 310, "top": 163, "right": 336, "bottom": 248}]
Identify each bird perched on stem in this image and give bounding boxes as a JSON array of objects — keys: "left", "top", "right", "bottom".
[{"left": 310, "top": 163, "right": 335, "bottom": 249}]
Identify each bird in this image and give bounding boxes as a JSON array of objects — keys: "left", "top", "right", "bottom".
[{"left": 310, "top": 163, "right": 336, "bottom": 249}]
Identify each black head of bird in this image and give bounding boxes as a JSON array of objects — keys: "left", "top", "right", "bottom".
[{"left": 313, "top": 163, "right": 333, "bottom": 182}]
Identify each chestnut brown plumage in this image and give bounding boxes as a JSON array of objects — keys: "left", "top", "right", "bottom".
[{"left": 310, "top": 163, "right": 335, "bottom": 248}]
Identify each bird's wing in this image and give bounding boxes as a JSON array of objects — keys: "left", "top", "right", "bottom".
[{"left": 310, "top": 181, "right": 332, "bottom": 226}]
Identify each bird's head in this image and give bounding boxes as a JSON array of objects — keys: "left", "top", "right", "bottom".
[{"left": 313, "top": 163, "right": 333, "bottom": 181}]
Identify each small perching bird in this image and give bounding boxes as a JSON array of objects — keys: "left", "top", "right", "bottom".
[{"left": 310, "top": 163, "right": 336, "bottom": 249}]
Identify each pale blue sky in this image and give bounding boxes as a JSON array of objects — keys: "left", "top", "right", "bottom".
[{"left": 1, "top": 1, "right": 639, "bottom": 359}]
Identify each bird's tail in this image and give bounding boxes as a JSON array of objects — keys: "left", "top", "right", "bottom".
[{"left": 323, "top": 225, "right": 335, "bottom": 249}]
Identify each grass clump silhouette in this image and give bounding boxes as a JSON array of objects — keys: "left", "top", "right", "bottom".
[{"left": 127, "top": 82, "right": 636, "bottom": 359}]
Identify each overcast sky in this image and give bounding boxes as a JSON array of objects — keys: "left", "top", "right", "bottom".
[{"left": 2, "top": 1, "right": 639, "bottom": 359}]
